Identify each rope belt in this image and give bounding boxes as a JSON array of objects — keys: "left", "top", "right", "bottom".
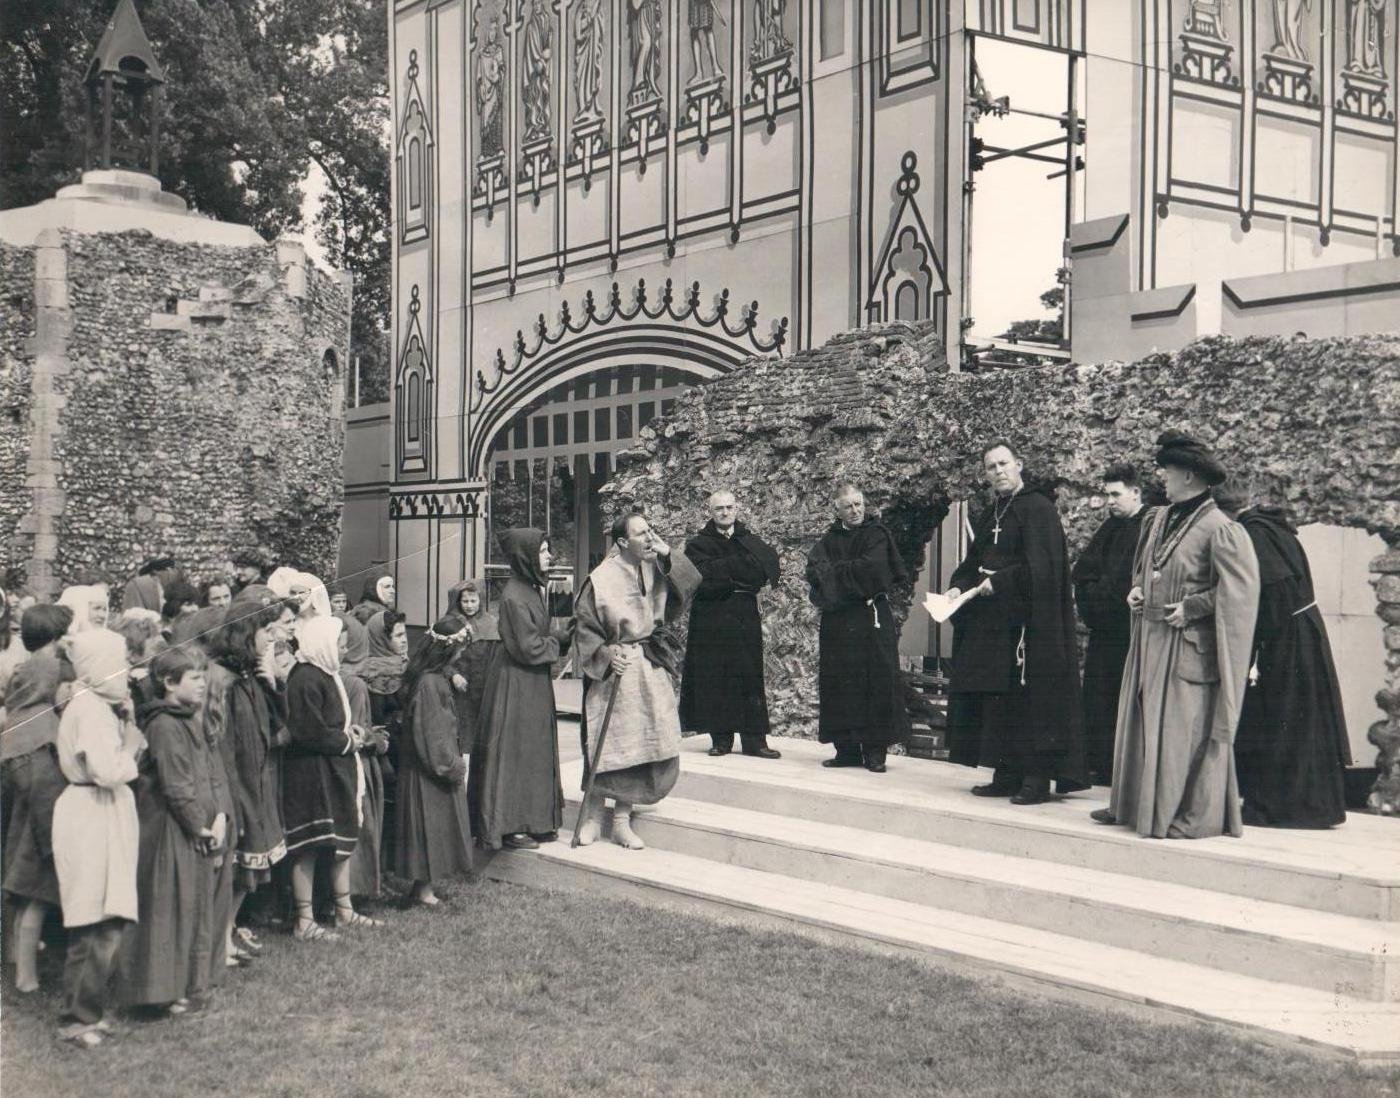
[{"left": 866, "top": 592, "right": 886, "bottom": 629}]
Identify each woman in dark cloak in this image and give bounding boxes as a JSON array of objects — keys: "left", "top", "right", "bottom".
[{"left": 470, "top": 529, "right": 571, "bottom": 849}]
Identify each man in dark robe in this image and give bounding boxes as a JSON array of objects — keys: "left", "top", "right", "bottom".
[
  {"left": 804, "top": 485, "right": 910, "bottom": 773},
  {"left": 681, "top": 490, "right": 783, "bottom": 759},
  {"left": 947, "top": 442, "right": 1087, "bottom": 804},
  {"left": 1072, "top": 464, "right": 1147, "bottom": 785},
  {"left": 1214, "top": 478, "right": 1350, "bottom": 828}
]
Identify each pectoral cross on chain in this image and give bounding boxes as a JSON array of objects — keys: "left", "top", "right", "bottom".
[{"left": 992, "top": 517, "right": 1002, "bottom": 545}]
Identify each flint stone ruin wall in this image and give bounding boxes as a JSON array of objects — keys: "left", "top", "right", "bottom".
[
  {"left": 0, "top": 229, "right": 350, "bottom": 594},
  {"left": 602, "top": 321, "right": 1400, "bottom": 810}
]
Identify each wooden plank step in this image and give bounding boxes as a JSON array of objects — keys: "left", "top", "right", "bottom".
[{"left": 484, "top": 841, "right": 1400, "bottom": 1064}]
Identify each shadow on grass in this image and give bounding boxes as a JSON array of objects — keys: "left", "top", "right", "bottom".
[{"left": 4, "top": 878, "right": 1399, "bottom": 1098}]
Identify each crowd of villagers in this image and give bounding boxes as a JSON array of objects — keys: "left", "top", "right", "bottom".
[{"left": 0, "top": 539, "right": 559, "bottom": 1048}]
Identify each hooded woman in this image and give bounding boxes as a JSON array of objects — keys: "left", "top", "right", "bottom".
[
  {"left": 395, "top": 616, "right": 475, "bottom": 905},
  {"left": 338, "top": 615, "right": 389, "bottom": 899},
  {"left": 51, "top": 629, "right": 144, "bottom": 1044},
  {"left": 281, "top": 615, "right": 380, "bottom": 940},
  {"left": 443, "top": 578, "right": 500, "bottom": 755},
  {"left": 350, "top": 570, "right": 397, "bottom": 625},
  {"left": 58, "top": 585, "right": 109, "bottom": 634},
  {"left": 469, "top": 529, "right": 571, "bottom": 850}
]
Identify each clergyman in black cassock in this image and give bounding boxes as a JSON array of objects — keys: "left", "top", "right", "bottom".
[
  {"left": 680, "top": 491, "right": 783, "bottom": 758},
  {"left": 1215, "top": 485, "right": 1350, "bottom": 828},
  {"left": 804, "top": 486, "right": 911, "bottom": 772},
  {"left": 948, "top": 443, "right": 1087, "bottom": 804},
  {"left": 1071, "top": 466, "right": 1147, "bottom": 784}
]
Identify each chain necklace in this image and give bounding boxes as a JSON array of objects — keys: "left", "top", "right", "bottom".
[
  {"left": 1149, "top": 499, "right": 1212, "bottom": 576},
  {"left": 991, "top": 487, "right": 1020, "bottom": 544}
]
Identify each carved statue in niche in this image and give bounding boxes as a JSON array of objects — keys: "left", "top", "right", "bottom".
[
  {"left": 1345, "top": 0, "right": 1388, "bottom": 75},
  {"left": 476, "top": 16, "right": 506, "bottom": 158},
  {"left": 573, "top": 0, "right": 606, "bottom": 123},
  {"left": 688, "top": 0, "right": 726, "bottom": 85},
  {"left": 1185, "top": 0, "right": 1229, "bottom": 39},
  {"left": 627, "top": 0, "right": 663, "bottom": 105},
  {"left": 522, "top": 0, "right": 553, "bottom": 143},
  {"left": 751, "top": 0, "right": 790, "bottom": 62},
  {"left": 1269, "top": 0, "right": 1312, "bottom": 61}
]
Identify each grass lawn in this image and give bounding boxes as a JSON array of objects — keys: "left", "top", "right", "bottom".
[{"left": 3, "top": 875, "right": 1399, "bottom": 1098}]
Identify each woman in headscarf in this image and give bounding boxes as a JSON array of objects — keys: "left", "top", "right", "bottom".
[
  {"left": 51, "top": 629, "right": 144, "bottom": 1045},
  {"left": 470, "top": 529, "right": 571, "bottom": 849},
  {"left": 337, "top": 615, "right": 388, "bottom": 900},
  {"left": 396, "top": 616, "right": 475, "bottom": 905},
  {"left": 205, "top": 588, "right": 290, "bottom": 967},
  {"left": 281, "top": 615, "right": 380, "bottom": 940},
  {"left": 362, "top": 610, "right": 409, "bottom": 726},
  {"left": 58, "top": 585, "right": 109, "bottom": 634},
  {"left": 361, "top": 610, "right": 409, "bottom": 864},
  {"left": 444, "top": 579, "right": 500, "bottom": 758},
  {"left": 350, "top": 569, "right": 397, "bottom": 625}
]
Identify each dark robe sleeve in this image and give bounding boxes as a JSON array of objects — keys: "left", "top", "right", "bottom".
[
  {"left": 210, "top": 673, "right": 256, "bottom": 838},
  {"left": 411, "top": 676, "right": 467, "bottom": 785},
  {"left": 688, "top": 536, "right": 774, "bottom": 599},
  {"left": 806, "top": 527, "right": 905, "bottom": 609},
  {"left": 949, "top": 522, "right": 986, "bottom": 592},
  {"left": 285, "top": 668, "right": 352, "bottom": 756},
  {"left": 1073, "top": 521, "right": 1120, "bottom": 631},
  {"left": 500, "top": 590, "right": 561, "bottom": 667},
  {"left": 146, "top": 714, "right": 212, "bottom": 839}
]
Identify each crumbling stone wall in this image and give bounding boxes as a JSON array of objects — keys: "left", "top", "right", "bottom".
[
  {"left": 0, "top": 229, "right": 350, "bottom": 592},
  {"left": 0, "top": 243, "right": 36, "bottom": 583},
  {"left": 602, "top": 322, "right": 1400, "bottom": 808}
]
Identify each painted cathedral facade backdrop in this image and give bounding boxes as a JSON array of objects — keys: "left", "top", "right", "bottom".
[{"left": 387, "top": 0, "right": 1399, "bottom": 626}]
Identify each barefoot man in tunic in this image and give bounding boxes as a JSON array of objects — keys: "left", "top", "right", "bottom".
[{"left": 574, "top": 512, "right": 700, "bottom": 849}]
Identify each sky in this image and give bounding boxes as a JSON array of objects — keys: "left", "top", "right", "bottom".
[{"left": 966, "top": 37, "right": 1082, "bottom": 340}]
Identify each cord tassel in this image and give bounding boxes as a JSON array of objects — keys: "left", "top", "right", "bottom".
[
  {"left": 867, "top": 597, "right": 880, "bottom": 629},
  {"left": 1016, "top": 627, "right": 1027, "bottom": 687}
]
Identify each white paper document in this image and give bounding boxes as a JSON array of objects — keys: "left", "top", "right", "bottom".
[{"left": 923, "top": 588, "right": 977, "bottom": 624}]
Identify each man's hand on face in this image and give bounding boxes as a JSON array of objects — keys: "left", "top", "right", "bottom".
[{"left": 647, "top": 532, "right": 670, "bottom": 558}]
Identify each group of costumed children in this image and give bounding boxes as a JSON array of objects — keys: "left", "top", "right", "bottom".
[{"left": 0, "top": 546, "right": 558, "bottom": 1049}]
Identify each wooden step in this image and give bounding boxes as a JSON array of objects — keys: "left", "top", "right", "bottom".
[
  {"left": 484, "top": 840, "right": 1400, "bottom": 1063},
  {"left": 645, "top": 736, "right": 1400, "bottom": 921},
  {"left": 576, "top": 793, "right": 1398, "bottom": 1002}
]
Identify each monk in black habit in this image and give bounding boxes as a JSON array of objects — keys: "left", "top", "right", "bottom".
[
  {"left": 805, "top": 485, "right": 910, "bottom": 772},
  {"left": 1072, "top": 464, "right": 1148, "bottom": 784},
  {"left": 1214, "top": 478, "right": 1350, "bottom": 828},
  {"left": 680, "top": 490, "right": 783, "bottom": 759},
  {"left": 947, "top": 442, "right": 1087, "bottom": 804}
]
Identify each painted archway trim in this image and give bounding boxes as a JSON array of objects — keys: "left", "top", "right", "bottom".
[
  {"left": 471, "top": 277, "right": 789, "bottom": 417},
  {"left": 466, "top": 324, "right": 748, "bottom": 477}
]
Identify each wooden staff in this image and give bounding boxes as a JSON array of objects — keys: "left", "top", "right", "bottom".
[{"left": 571, "top": 672, "right": 622, "bottom": 849}]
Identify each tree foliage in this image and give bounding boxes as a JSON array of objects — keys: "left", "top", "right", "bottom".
[{"left": 1, "top": 0, "right": 390, "bottom": 402}]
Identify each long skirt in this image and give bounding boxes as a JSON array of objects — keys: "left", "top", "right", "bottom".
[
  {"left": 1, "top": 747, "right": 65, "bottom": 907},
  {"left": 52, "top": 784, "right": 139, "bottom": 928},
  {"left": 122, "top": 811, "right": 217, "bottom": 1006},
  {"left": 349, "top": 755, "right": 386, "bottom": 896},
  {"left": 394, "top": 752, "right": 474, "bottom": 883}
]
